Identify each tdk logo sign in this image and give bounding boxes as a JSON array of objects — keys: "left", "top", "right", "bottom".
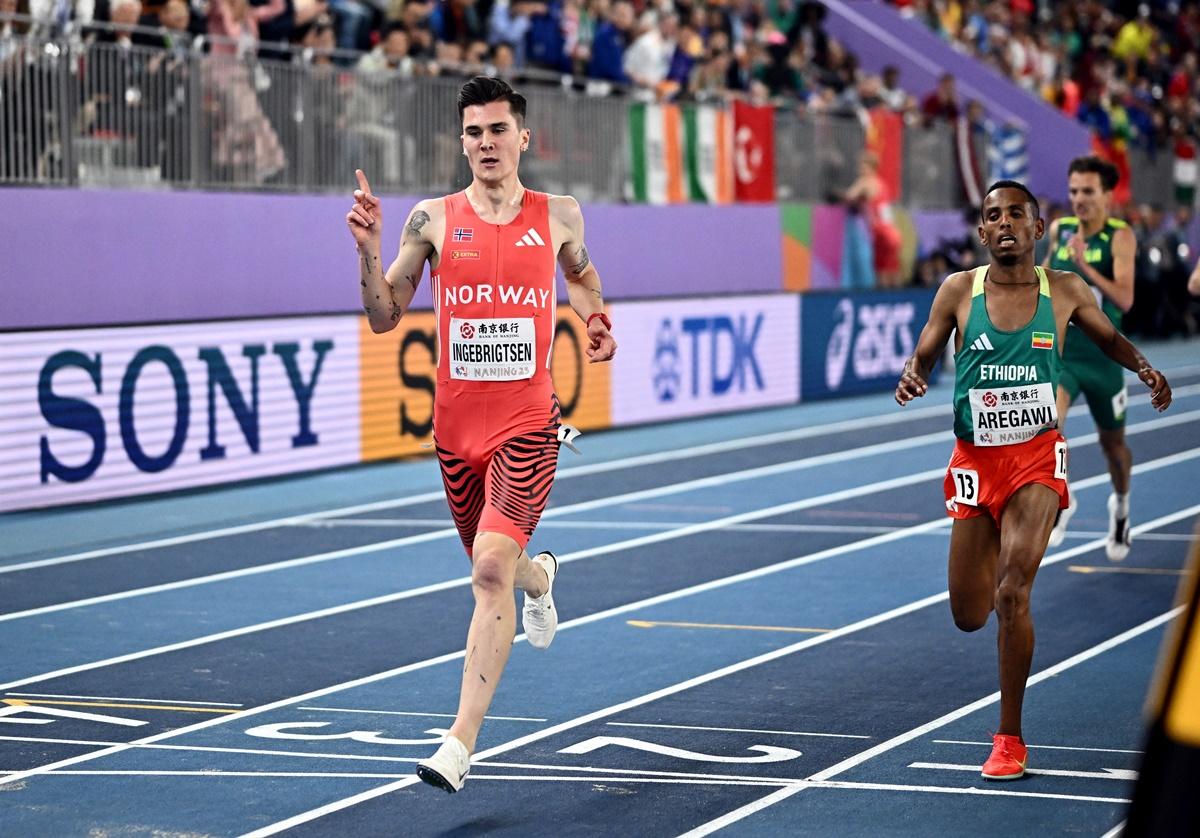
[
  {"left": 825, "top": 299, "right": 915, "bottom": 391},
  {"left": 652, "top": 314, "right": 764, "bottom": 402}
]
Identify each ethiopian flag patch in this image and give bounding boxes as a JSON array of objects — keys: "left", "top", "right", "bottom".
[{"left": 1031, "top": 332, "right": 1054, "bottom": 350}]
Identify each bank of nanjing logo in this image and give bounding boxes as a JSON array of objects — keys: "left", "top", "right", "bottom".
[{"left": 652, "top": 318, "right": 681, "bottom": 402}]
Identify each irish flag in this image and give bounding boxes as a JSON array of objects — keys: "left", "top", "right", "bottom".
[{"left": 628, "top": 103, "right": 733, "bottom": 204}]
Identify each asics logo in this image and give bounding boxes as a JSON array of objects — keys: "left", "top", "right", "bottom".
[
  {"left": 968, "top": 333, "right": 994, "bottom": 351},
  {"left": 514, "top": 227, "right": 546, "bottom": 247}
]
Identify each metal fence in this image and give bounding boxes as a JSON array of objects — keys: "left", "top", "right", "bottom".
[{"left": 0, "top": 28, "right": 979, "bottom": 207}]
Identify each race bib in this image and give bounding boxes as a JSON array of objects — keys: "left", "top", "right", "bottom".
[
  {"left": 969, "top": 382, "right": 1057, "bottom": 447},
  {"left": 1054, "top": 440, "right": 1068, "bottom": 480},
  {"left": 1111, "top": 385, "right": 1127, "bottom": 421},
  {"left": 449, "top": 317, "right": 536, "bottom": 381},
  {"left": 951, "top": 468, "right": 979, "bottom": 505}
]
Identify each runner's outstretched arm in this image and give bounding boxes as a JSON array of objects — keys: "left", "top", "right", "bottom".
[
  {"left": 1059, "top": 271, "right": 1172, "bottom": 411},
  {"left": 896, "top": 274, "right": 964, "bottom": 405},
  {"left": 554, "top": 195, "right": 616, "bottom": 363}
]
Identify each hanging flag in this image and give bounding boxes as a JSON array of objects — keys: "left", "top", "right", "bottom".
[
  {"left": 684, "top": 105, "right": 733, "bottom": 204},
  {"left": 987, "top": 123, "right": 1029, "bottom": 184},
  {"left": 733, "top": 100, "right": 775, "bottom": 203},
  {"left": 1175, "top": 137, "right": 1197, "bottom": 207},
  {"left": 955, "top": 115, "right": 985, "bottom": 208},
  {"left": 628, "top": 102, "right": 683, "bottom": 205},
  {"left": 866, "top": 107, "right": 903, "bottom": 203},
  {"left": 629, "top": 103, "right": 732, "bottom": 204}
]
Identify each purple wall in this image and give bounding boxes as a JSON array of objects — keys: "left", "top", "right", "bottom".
[
  {"left": 0, "top": 188, "right": 782, "bottom": 330},
  {"left": 823, "top": 0, "right": 1092, "bottom": 197}
]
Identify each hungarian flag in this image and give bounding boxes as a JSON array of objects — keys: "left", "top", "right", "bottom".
[
  {"left": 733, "top": 100, "right": 775, "bottom": 202},
  {"left": 1175, "top": 138, "right": 1197, "bottom": 206},
  {"left": 628, "top": 103, "right": 732, "bottom": 204}
]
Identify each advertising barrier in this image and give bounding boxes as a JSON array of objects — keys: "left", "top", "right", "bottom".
[
  {"left": 1, "top": 317, "right": 360, "bottom": 511},
  {"left": 3, "top": 290, "right": 935, "bottom": 511},
  {"left": 1, "top": 307, "right": 615, "bottom": 511},
  {"left": 358, "top": 306, "right": 612, "bottom": 462},
  {"left": 610, "top": 294, "right": 799, "bottom": 424},
  {"left": 799, "top": 288, "right": 938, "bottom": 401}
]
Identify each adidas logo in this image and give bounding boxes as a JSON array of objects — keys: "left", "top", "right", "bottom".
[
  {"left": 969, "top": 333, "right": 995, "bottom": 351},
  {"left": 514, "top": 227, "right": 546, "bottom": 247}
]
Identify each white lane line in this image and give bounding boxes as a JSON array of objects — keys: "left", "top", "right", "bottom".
[
  {"left": 297, "top": 707, "right": 546, "bottom": 723},
  {"left": 806, "top": 608, "right": 1183, "bottom": 784},
  {"left": 675, "top": 779, "right": 1131, "bottom": 838},
  {"left": 908, "top": 762, "right": 1138, "bottom": 781},
  {"left": 606, "top": 723, "right": 870, "bottom": 739},
  {"left": 309, "top": 519, "right": 914, "bottom": 536},
  {"left": 7, "top": 405, "right": 1196, "bottom": 628},
  {"left": 0, "top": 510, "right": 1182, "bottom": 836},
  {"left": 1, "top": 472, "right": 1194, "bottom": 826},
  {"left": 0, "top": 427, "right": 959, "bottom": 624},
  {"left": 3, "top": 692, "right": 243, "bottom": 707},
  {"left": 802, "top": 778, "right": 1130, "bottom": 805},
  {"left": 235, "top": 500, "right": 1199, "bottom": 838},
  {"left": 13, "top": 381, "right": 1200, "bottom": 573},
  {"left": 1100, "top": 820, "right": 1126, "bottom": 838},
  {"left": 0, "top": 735, "right": 429, "bottom": 764},
  {"left": 1062, "top": 532, "right": 1195, "bottom": 543},
  {"left": 678, "top": 609, "right": 1175, "bottom": 836},
  {"left": 0, "top": 732, "right": 1143, "bottom": 804},
  {"left": 2, "top": 439, "right": 1196, "bottom": 701},
  {"left": 933, "top": 739, "right": 1143, "bottom": 755},
  {"left": 5, "top": 402, "right": 957, "bottom": 572},
  {"left": 675, "top": 786, "right": 809, "bottom": 837}
]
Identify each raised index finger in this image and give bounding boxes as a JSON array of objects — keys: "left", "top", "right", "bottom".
[{"left": 355, "top": 168, "right": 372, "bottom": 196}]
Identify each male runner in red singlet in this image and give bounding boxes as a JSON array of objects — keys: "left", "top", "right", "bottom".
[
  {"left": 896, "top": 181, "right": 1170, "bottom": 780},
  {"left": 345, "top": 76, "right": 617, "bottom": 793}
]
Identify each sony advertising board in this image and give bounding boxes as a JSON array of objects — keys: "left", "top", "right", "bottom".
[{"left": 0, "top": 317, "right": 360, "bottom": 511}]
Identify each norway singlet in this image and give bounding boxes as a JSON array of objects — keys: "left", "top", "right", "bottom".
[
  {"left": 430, "top": 189, "right": 562, "bottom": 553},
  {"left": 944, "top": 266, "right": 1069, "bottom": 522}
]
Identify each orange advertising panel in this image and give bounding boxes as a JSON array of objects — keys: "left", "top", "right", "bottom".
[
  {"left": 359, "top": 312, "right": 438, "bottom": 461},
  {"left": 359, "top": 307, "right": 611, "bottom": 462}
]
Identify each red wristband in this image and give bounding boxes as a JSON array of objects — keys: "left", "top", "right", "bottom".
[{"left": 587, "top": 312, "right": 612, "bottom": 331}]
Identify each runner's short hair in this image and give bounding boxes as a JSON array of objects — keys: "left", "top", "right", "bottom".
[
  {"left": 457, "top": 76, "right": 527, "bottom": 125},
  {"left": 981, "top": 180, "right": 1040, "bottom": 221},
  {"left": 1067, "top": 155, "right": 1120, "bottom": 191}
]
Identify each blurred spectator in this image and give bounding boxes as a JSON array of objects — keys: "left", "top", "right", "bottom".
[
  {"left": 525, "top": 0, "right": 567, "bottom": 71},
  {"left": 435, "top": 0, "right": 484, "bottom": 45},
  {"left": 487, "top": 0, "right": 542, "bottom": 67},
  {"left": 299, "top": 14, "right": 344, "bottom": 186},
  {"left": 586, "top": 0, "right": 629, "bottom": 82},
  {"left": 346, "top": 21, "right": 411, "bottom": 185},
  {"left": 842, "top": 150, "right": 903, "bottom": 288},
  {"left": 206, "top": 0, "right": 288, "bottom": 181},
  {"left": 920, "top": 71, "right": 958, "bottom": 126},
  {"left": 29, "top": 0, "right": 95, "bottom": 36},
  {"left": 879, "top": 65, "right": 912, "bottom": 113},
  {"left": 623, "top": 9, "right": 676, "bottom": 96}
]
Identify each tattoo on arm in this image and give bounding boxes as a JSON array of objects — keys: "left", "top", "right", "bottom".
[
  {"left": 405, "top": 210, "right": 431, "bottom": 241},
  {"left": 389, "top": 299, "right": 403, "bottom": 321},
  {"left": 568, "top": 244, "right": 590, "bottom": 275},
  {"left": 403, "top": 273, "right": 419, "bottom": 291},
  {"left": 360, "top": 252, "right": 378, "bottom": 288}
]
